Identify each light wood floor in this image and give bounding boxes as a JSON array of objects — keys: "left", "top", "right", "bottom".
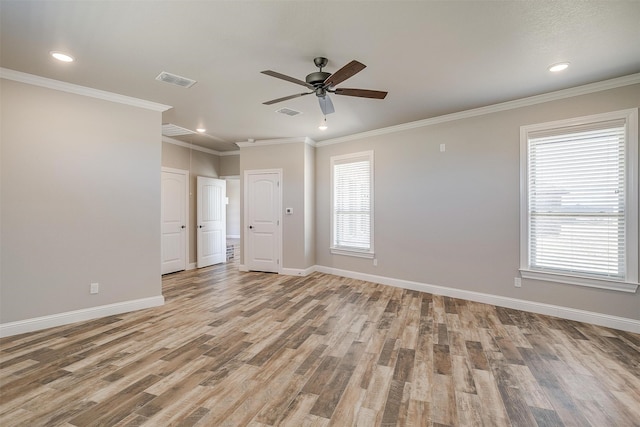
[{"left": 1, "top": 260, "right": 639, "bottom": 426}]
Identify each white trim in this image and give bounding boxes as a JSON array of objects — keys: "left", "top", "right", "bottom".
[
  {"left": 187, "top": 262, "right": 197, "bottom": 271},
  {"left": 161, "top": 166, "right": 189, "bottom": 175},
  {"left": 237, "top": 137, "right": 316, "bottom": 148},
  {"left": 161, "top": 167, "right": 189, "bottom": 275},
  {"left": 330, "top": 248, "right": 375, "bottom": 259},
  {"left": 626, "top": 109, "right": 639, "bottom": 279},
  {"left": 226, "top": 234, "right": 241, "bottom": 239},
  {"left": 0, "top": 296, "right": 165, "bottom": 338},
  {"left": 239, "top": 264, "right": 249, "bottom": 272},
  {"left": 316, "top": 73, "right": 640, "bottom": 147},
  {"left": 520, "top": 269, "right": 638, "bottom": 293},
  {"left": 280, "top": 266, "right": 316, "bottom": 276},
  {"left": 1, "top": 68, "right": 172, "bottom": 112},
  {"left": 313, "top": 266, "right": 640, "bottom": 333},
  {"left": 218, "top": 150, "right": 241, "bottom": 156}
]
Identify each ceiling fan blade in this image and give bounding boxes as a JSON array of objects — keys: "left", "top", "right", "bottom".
[
  {"left": 323, "top": 60, "right": 366, "bottom": 88},
  {"left": 334, "top": 88, "right": 388, "bottom": 99},
  {"left": 261, "top": 70, "right": 314, "bottom": 89},
  {"left": 318, "top": 96, "right": 335, "bottom": 115},
  {"left": 263, "top": 92, "right": 312, "bottom": 105}
]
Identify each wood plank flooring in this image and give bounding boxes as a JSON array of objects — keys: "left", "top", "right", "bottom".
[{"left": 1, "top": 260, "right": 639, "bottom": 426}]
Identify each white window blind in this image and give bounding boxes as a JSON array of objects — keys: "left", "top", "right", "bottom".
[
  {"left": 523, "top": 113, "right": 639, "bottom": 287},
  {"left": 331, "top": 152, "right": 373, "bottom": 257}
]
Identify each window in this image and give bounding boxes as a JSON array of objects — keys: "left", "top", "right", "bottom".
[
  {"left": 520, "top": 109, "right": 638, "bottom": 292},
  {"left": 331, "top": 151, "right": 374, "bottom": 258}
]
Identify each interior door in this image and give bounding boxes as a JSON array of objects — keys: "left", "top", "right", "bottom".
[
  {"left": 197, "top": 176, "right": 226, "bottom": 268},
  {"left": 245, "top": 170, "right": 281, "bottom": 273},
  {"left": 161, "top": 169, "right": 188, "bottom": 274}
]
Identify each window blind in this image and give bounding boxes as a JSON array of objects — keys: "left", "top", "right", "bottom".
[
  {"left": 333, "top": 155, "right": 372, "bottom": 251},
  {"left": 527, "top": 120, "right": 626, "bottom": 279}
]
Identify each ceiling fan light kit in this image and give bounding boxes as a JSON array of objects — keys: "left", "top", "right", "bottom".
[{"left": 261, "top": 57, "right": 388, "bottom": 116}]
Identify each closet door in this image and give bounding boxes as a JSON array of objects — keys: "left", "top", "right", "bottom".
[{"left": 161, "top": 168, "right": 188, "bottom": 274}]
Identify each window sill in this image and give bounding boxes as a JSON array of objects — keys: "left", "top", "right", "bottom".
[
  {"left": 519, "top": 269, "right": 638, "bottom": 293},
  {"left": 330, "top": 247, "right": 375, "bottom": 259}
]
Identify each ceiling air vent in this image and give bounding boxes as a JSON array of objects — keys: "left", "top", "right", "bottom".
[
  {"left": 155, "top": 71, "right": 197, "bottom": 88},
  {"left": 276, "top": 107, "right": 302, "bottom": 117},
  {"left": 162, "top": 123, "right": 196, "bottom": 137}
]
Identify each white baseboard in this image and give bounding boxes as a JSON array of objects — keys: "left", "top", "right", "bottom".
[
  {"left": 186, "top": 262, "right": 197, "bottom": 271},
  {"left": 314, "top": 265, "right": 640, "bottom": 334},
  {"left": 0, "top": 295, "right": 165, "bottom": 338},
  {"left": 239, "top": 265, "right": 314, "bottom": 276},
  {"left": 281, "top": 266, "right": 316, "bottom": 277}
]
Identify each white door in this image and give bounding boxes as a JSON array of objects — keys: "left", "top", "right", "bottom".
[
  {"left": 197, "top": 176, "right": 226, "bottom": 268},
  {"left": 161, "top": 168, "right": 188, "bottom": 275},
  {"left": 245, "top": 170, "right": 281, "bottom": 273}
]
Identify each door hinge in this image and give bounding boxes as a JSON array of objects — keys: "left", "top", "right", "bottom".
[
  {"left": 277, "top": 220, "right": 280, "bottom": 226},
  {"left": 277, "top": 259, "right": 280, "bottom": 265},
  {"left": 277, "top": 181, "right": 280, "bottom": 187}
]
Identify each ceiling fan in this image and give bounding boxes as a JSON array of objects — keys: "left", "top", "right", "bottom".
[{"left": 261, "top": 57, "right": 388, "bottom": 115}]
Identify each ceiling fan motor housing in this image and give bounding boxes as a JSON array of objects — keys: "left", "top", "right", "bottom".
[{"left": 306, "top": 71, "right": 331, "bottom": 87}]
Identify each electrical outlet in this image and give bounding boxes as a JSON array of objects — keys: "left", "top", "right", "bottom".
[
  {"left": 514, "top": 277, "right": 522, "bottom": 288},
  {"left": 90, "top": 283, "right": 99, "bottom": 294},
  {"left": 373, "top": 258, "right": 378, "bottom": 267}
]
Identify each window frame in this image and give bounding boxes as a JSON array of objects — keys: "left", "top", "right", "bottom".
[
  {"left": 330, "top": 150, "right": 375, "bottom": 259},
  {"left": 519, "top": 108, "right": 638, "bottom": 293}
]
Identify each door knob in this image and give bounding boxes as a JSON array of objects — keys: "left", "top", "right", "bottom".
[
  {"left": 249, "top": 225, "right": 253, "bottom": 229},
  {"left": 198, "top": 225, "right": 203, "bottom": 228},
  {"left": 181, "top": 225, "right": 186, "bottom": 229}
]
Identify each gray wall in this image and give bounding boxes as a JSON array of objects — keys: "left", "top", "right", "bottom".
[
  {"left": 161, "top": 141, "right": 220, "bottom": 264},
  {"left": 304, "top": 143, "right": 316, "bottom": 268},
  {"left": 1, "top": 79, "right": 162, "bottom": 323},
  {"left": 240, "top": 142, "right": 314, "bottom": 270},
  {"left": 220, "top": 154, "right": 241, "bottom": 238},
  {"left": 315, "top": 84, "right": 640, "bottom": 320},
  {"left": 220, "top": 154, "right": 240, "bottom": 177},
  {"left": 226, "top": 178, "right": 241, "bottom": 238}
]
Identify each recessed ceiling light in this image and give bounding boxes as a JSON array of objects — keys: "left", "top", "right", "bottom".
[
  {"left": 548, "top": 62, "right": 569, "bottom": 72},
  {"left": 318, "top": 117, "right": 328, "bottom": 131},
  {"left": 50, "top": 51, "right": 74, "bottom": 62},
  {"left": 196, "top": 128, "right": 206, "bottom": 133}
]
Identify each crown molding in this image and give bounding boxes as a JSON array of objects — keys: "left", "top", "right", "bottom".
[
  {"left": 316, "top": 73, "right": 640, "bottom": 147},
  {"left": 236, "top": 136, "right": 316, "bottom": 148},
  {"left": 162, "top": 136, "right": 239, "bottom": 156},
  {"left": 217, "top": 150, "right": 241, "bottom": 156},
  {"left": 0, "top": 68, "right": 172, "bottom": 112}
]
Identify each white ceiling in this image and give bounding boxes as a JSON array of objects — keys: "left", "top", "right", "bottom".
[{"left": 1, "top": 1, "right": 639, "bottom": 152}]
